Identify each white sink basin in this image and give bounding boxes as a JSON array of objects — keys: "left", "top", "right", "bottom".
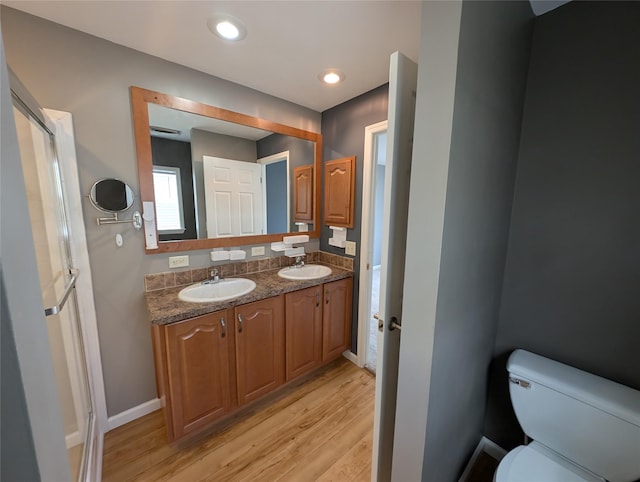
[
  {"left": 278, "top": 264, "right": 332, "bottom": 280},
  {"left": 178, "top": 278, "right": 256, "bottom": 303}
]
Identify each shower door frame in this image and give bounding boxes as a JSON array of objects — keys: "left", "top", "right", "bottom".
[
  {"left": 9, "top": 78, "right": 108, "bottom": 480},
  {"left": 44, "top": 107, "right": 108, "bottom": 482}
]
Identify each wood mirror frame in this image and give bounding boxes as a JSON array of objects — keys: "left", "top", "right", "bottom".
[{"left": 130, "top": 86, "right": 322, "bottom": 254}]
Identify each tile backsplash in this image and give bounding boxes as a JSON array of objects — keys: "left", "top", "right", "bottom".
[{"left": 144, "top": 251, "right": 354, "bottom": 292}]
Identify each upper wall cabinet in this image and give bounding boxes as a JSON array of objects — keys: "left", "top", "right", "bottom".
[
  {"left": 324, "top": 156, "right": 356, "bottom": 228},
  {"left": 293, "top": 164, "right": 313, "bottom": 223}
]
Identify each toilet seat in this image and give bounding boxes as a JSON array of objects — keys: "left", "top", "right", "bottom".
[{"left": 494, "top": 442, "right": 605, "bottom": 482}]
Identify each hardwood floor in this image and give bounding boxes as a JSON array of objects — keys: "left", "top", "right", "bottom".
[{"left": 102, "top": 358, "right": 374, "bottom": 482}]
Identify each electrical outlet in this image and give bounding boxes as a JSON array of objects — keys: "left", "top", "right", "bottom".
[
  {"left": 168, "top": 255, "right": 189, "bottom": 268},
  {"left": 345, "top": 241, "right": 357, "bottom": 256},
  {"left": 251, "top": 246, "right": 266, "bottom": 256}
]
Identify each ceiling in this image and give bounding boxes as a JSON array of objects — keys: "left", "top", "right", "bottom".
[
  {"left": 4, "top": 1, "right": 422, "bottom": 112},
  {"left": 5, "top": 1, "right": 570, "bottom": 113}
]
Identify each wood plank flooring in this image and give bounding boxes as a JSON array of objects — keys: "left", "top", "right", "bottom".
[{"left": 102, "top": 358, "right": 374, "bottom": 482}]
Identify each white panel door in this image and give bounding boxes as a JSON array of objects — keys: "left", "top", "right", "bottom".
[
  {"left": 203, "top": 156, "right": 264, "bottom": 238},
  {"left": 371, "top": 51, "right": 418, "bottom": 482}
]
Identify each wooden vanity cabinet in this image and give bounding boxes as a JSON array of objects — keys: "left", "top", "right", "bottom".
[
  {"left": 293, "top": 164, "right": 314, "bottom": 223},
  {"left": 324, "top": 156, "right": 356, "bottom": 228},
  {"left": 234, "top": 296, "right": 285, "bottom": 406},
  {"left": 160, "top": 310, "right": 233, "bottom": 440},
  {"left": 285, "top": 285, "right": 323, "bottom": 381},
  {"left": 152, "top": 278, "right": 352, "bottom": 441},
  {"left": 322, "top": 278, "right": 353, "bottom": 362}
]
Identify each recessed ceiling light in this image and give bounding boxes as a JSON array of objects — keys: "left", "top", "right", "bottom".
[
  {"left": 216, "top": 21, "right": 239, "bottom": 40},
  {"left": 207, "top": 14, "right": 247, "bottom": 42},
  {"left": 318, "top": 69, "right": 345, "bottom": 85}
]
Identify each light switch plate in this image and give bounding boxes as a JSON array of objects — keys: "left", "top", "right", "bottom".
[
  {"left": 169, "top": 255, "right": 189, "bottom": 268},
  {"left": 251, "top": 246, "right": 266, "bottom": 256},
  {"left": 345, "top": 241, "right": 357, "bottom": 256}
]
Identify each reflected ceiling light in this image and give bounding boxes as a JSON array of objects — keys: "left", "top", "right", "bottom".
[
  {"left": 318, "top": 69, "right": 345, "bottom": 85},
  {"left": 207, "top": 14, "right": 247, "bottom": 41}
]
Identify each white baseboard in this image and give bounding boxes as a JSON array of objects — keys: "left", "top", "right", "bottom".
[
  {"left": 65, "top": 429, "right": 82, "bottom": 448},
  {"left": 107, "top": 398, "right": 161, "bottom": 431},
  {"left": 480, "top": 436, "right": 507, "bottom": 460},
  {"left": 342, "top": 350, "right": 361, "bottom": 366},
  {"left": 458, "top": 436, "right": 506, "bottom": 482}
]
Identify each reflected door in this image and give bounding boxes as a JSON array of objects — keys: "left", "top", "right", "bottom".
[
  {"left": 203, "top": 155, "right": 264, "bottom": 237},
  {"left": 13, "top": 96, "right": 92, "bottom": 482}
]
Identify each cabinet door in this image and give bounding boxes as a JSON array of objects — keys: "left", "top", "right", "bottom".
[
  {"left": 324, "top": 156, "right": 356, "bottom": 228},
  {"left": 235, "top": 296, "right": 285, "bottom": 405},
  {"left": 165, "top": 310, "right": 232, "bottom": 439},
  {"left": 285, "top": 286, "right": 322, "bottom": 381},
  {"left": 322, "top": 278, "right": 353, "bottom": 361},
  {"left": 293, "top": 164, "right": 314, "bottom": 222}
]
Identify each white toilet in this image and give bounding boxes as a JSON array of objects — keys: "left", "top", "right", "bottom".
[{"left": 494, "top": 349, "right": 640, "bottom": 482}]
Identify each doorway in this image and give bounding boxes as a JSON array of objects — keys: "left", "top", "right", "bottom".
[
  {"left": 357, "top": 120, "right": 388, "bottom": 373},
  {"left": 258, "top": 150, "right": 290, "bottom": 234}
]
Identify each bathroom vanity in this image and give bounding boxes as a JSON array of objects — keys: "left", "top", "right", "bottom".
[{"left": 146, "top": 266, "right": 352, "bottom": 442}]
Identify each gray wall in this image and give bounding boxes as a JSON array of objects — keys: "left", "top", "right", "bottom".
[
  {"left": 1, "top": 6, "right": 320, "bottom": 417},
  {"left": 0, "top": 268, "right": 41, "bottom": 482},
  {"left": 1, "top": 29, "right": 70, "bottom": 479},
  {"left": 487, "top": 1, "right": 640, "bottom": 449},
  {"left": 320, "top": 83, "right": 389, "bottom": 352},
  {"left": 393, "top": 4, "right": 465, "bottom": 478},
  {"left": 393, "top": 1, "right": 533, "bottom": 480},
  {"left": 421, "top": 2, "right": 533, "bottom": 479}
]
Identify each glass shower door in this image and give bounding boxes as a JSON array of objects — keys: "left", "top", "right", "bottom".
[{"left": 12, "top": 95, "right": 92, "bottom": 482}]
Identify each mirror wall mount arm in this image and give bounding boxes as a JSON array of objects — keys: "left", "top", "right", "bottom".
[
  {"left": 130, "top": 86, "right": 323, "bottom": 254},
  {"left": 96, "top": 211, "right": 143, "bottom": 230}
]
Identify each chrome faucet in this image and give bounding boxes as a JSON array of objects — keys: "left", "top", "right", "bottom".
[
  {"left": 294, "top": 256, "right": 305, "bottom": 268},
  {"left": 203, "top": 268, "right": 221, "bottom": 284}
]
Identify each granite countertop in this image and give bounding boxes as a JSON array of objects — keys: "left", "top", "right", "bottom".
[{"left": 145, "top": 264, "right": 353, "bottom": 325}]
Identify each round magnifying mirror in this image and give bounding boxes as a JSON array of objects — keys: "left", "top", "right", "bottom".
[{"left": 89, "top": 179, "right": 135, "bottom": 213}]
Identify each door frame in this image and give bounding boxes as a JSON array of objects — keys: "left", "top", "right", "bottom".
[
  {"left": 257, "top": 150, "right": 290, "bottom": 233},
  {"left": 45, "top": 108, "right": 108, "bottom": 482},
  {"left": 356, "top": 120, "right": 388, "bottom": 368}
]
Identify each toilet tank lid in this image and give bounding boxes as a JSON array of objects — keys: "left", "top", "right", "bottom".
[{"left": 508, "top": 350, "right": 640, "bottom": 427}]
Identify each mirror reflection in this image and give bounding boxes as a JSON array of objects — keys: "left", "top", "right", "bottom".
[
  {"left": 89, "top": 178, "right": 135, "bottom": 213},
  {"left": 130, "top": 86, "right": 322, "bottom": 253},
  {"left": 148, "top": 104, "right": 315, "bottom": 241}
]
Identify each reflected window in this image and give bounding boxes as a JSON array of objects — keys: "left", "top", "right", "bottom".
[{"left": 153, "top": 166, "right": 185, "bottom": 234}]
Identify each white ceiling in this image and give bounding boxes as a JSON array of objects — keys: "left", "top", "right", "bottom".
[
  {"left": 5, "top": 1, "right": 570, "bottom": 112},
  {"left": 4, "top": 1, "right": 422, "bottom": 112}
]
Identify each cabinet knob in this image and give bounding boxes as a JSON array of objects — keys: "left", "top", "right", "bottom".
[
  {"left": 316, "top": 291, "right": 320, "bottom": 307},
  {"left": 220, "top": 317, "right": 226, "bottom": 338},
  {"left": 237, "top": 313, "right": 244, "bottom": 333}
]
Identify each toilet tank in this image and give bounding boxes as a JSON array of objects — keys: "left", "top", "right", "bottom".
[{"left": 507, "top": 350, "right": 640, "bottom": 482}]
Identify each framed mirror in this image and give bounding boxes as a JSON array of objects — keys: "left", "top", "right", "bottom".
[
  {"left": 89, "top": 178, "right": 135, "bottom": 213},
  {"left": 130, "top": 86, "right": 322, "bottom": 254}
]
